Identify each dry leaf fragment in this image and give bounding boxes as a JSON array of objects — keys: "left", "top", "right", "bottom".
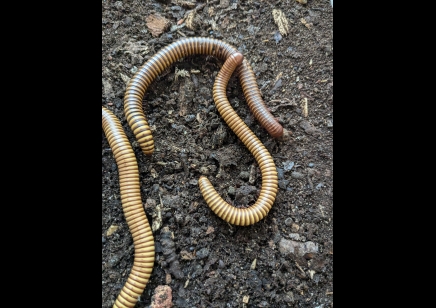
[
  {"left": 180, "top": 250, "right": 196, "bottom": 260},
  {"left": 206, "top": 226, "right": 215, "bottom": 234},
  {"left": 146, "top": 14, "right": 170, "bottom": 37},
  {"left": 120, "top": 73, "right": 130, "bottom": 85}
]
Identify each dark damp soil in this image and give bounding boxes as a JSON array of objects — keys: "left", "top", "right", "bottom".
[{"left": 102, "top": 0, "right": 333, "bottom": 307}]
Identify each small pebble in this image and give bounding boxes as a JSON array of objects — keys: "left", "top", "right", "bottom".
[
  {"left": 291, "top": 172, "right": 304, "bottom": 179},
  {"left": 239, "top": 171, "right": 250, "bottom": 181},
  {"left": 283, "top": 161, "right": 295, "bottom": 171},
  {"left": 124, "top": 17, "right": 132, "bottom": 26},
  {"left": 218, "top": 259, "right": 225, "bottom": 268},
  {"left": 279, "top": 238, "right": 319, "bottom": 257},
  {"left": 278, "top": 180, "right": 289, "bottom": 190},
  {"left": 114, "top": 98, "right": 122, "bottom": 108},
  {"left": 284, "top": 218, "right": 293, "bottom": 226},
  {"left": 291, "top": 223, "right": 300, "bottom": 232},
  {"left": 288, "top": 233, "right": 300, "bottom": 241},
  {"left": 274, "top": 31, "right": 282, "bottom": 43},
  {"left": 308, "top": 163, "right": 314, "bottom": 168},
  {"left": 155, "top": 242, "right": 162, "bottom": 253},
  {"left": 199, "top": 166, "right": 210, "bottom": 175},
  {"left": 175, "top": 214, "right": 184, "bottom": 224},
  {"left": 165, "top": 273, "right": 172, "bottom": 284},
  {"left": 259, "top": 301, "right": 269, "bottom": 307},
  {"left": 228, "top": 186, "right": 235, "bottom": 196},
  {"left": 276, "top": 167, "right": 285, "bottom": 180},
  {"left": 185, "top": 114, "right": 196, "bottom": 122},
  {"left": 102, "top": 236, "right": 106, "bottom": 243},
  {"left": 108, "top": 255, "right": 121, "bottom": 268},
  {"left": 196, "top": 248, "right": 210, "bottom": 259}
]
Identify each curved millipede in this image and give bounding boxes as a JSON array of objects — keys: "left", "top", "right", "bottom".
[
  {"left": 102, "top": 106, "right": 155, "bottom": 308},
  {"left": 124, "top": 37, "right": 284, "bottom": 156},
  {"left": 123, "top": 37, "right": 281, "bottom": 226},
  {"left": 199, "top": 53, "right": 278, "bottom": 225}
]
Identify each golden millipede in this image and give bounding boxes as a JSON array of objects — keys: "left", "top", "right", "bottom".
[
  {"left": 124, "top": 37, "right": 284, "bottom": 156},
  {"left": 102, "top": 106, "right": 155, "bottom": 308},
  {"left": 124, "top": 37, "right": 281, "bottom": 226},
  {"left": 199, "top": 52, "right": 279, "bottom": 225},
  {"left": 103, "top": 37, "right": 285, "bottom": 307}
]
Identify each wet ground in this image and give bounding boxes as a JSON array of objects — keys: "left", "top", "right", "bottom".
[{"left": 102, "top": 0, "right": 333, "bottom": 307}]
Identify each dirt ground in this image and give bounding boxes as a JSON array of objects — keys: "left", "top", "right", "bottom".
[{"left": 102, "top": 0, "right": 333, "bottom": 307}]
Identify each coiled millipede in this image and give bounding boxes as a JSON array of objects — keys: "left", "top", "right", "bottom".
[
  {"left": 102, "top": 106, "right": 155, "bottom": 308},
  {"left": 124, "top": 37, "right": 283, "bottom": 226}
]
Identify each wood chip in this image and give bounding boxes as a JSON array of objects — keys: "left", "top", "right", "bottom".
[
  {"left": 250, "top": 258, "right": 257, "bottom": 270},
  {"left": 302, "top": 97, "right": 308, "bottom": 117},
  {"left": 106, "top": 225, "right": 118, "bottom": 236},
  {"left": 165, "top": 273, "right": 172, "bottom": 284},
  {"left": 272, "top": 9, "right": 289, "bottom": 36},
  {"left": 185, "top": 11, "right": 196, "bottom": 30}
]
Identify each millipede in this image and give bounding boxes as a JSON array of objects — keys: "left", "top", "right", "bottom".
[
  {"left": 103, "top": 37, "right": 286, "bottom": 307},
  {"left": 102, "top": 106, "right": 155, "bottom": 308},
  {"left": 124, "top": 37, "right": 283, "bottom": 226},
  {"left": 124, "top": 37, "right": 284, "bottom": 156}
]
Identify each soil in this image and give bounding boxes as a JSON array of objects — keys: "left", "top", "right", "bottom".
[{"left": 102, "top": 0, "right": 333, "bottom": 307}]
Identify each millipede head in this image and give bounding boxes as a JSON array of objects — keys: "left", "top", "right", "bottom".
[
  {"left": 270, "top": 125, "right": 284, "bottom": 138},
  {"left": 231, "top": 52, "right": 244, "bottom": 67}
]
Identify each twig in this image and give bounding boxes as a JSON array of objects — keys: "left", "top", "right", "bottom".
[{"left": 295, "top": 261, "right": 306, "bottom": 276}]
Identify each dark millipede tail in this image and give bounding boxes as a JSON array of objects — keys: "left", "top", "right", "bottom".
[
  {"left": 198, "top": 53, "right": 279, "bottom": 226},
  {"left": 102, "top": 106, "right": 155, "bottom": 308},
  {"left": 123, "top": 37, "right": 284, "bottom": 156},
  {"left": 236, "top": 59, "right": 284, "bottom": 138}
]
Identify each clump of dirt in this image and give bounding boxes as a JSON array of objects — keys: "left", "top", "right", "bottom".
[{"left": 102, "top": 0, "right": 333, "bottom": 307}]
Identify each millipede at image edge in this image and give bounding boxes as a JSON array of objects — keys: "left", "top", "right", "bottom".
[{"left": 104, "top": 37, "right": 290, "bottom": 308}]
